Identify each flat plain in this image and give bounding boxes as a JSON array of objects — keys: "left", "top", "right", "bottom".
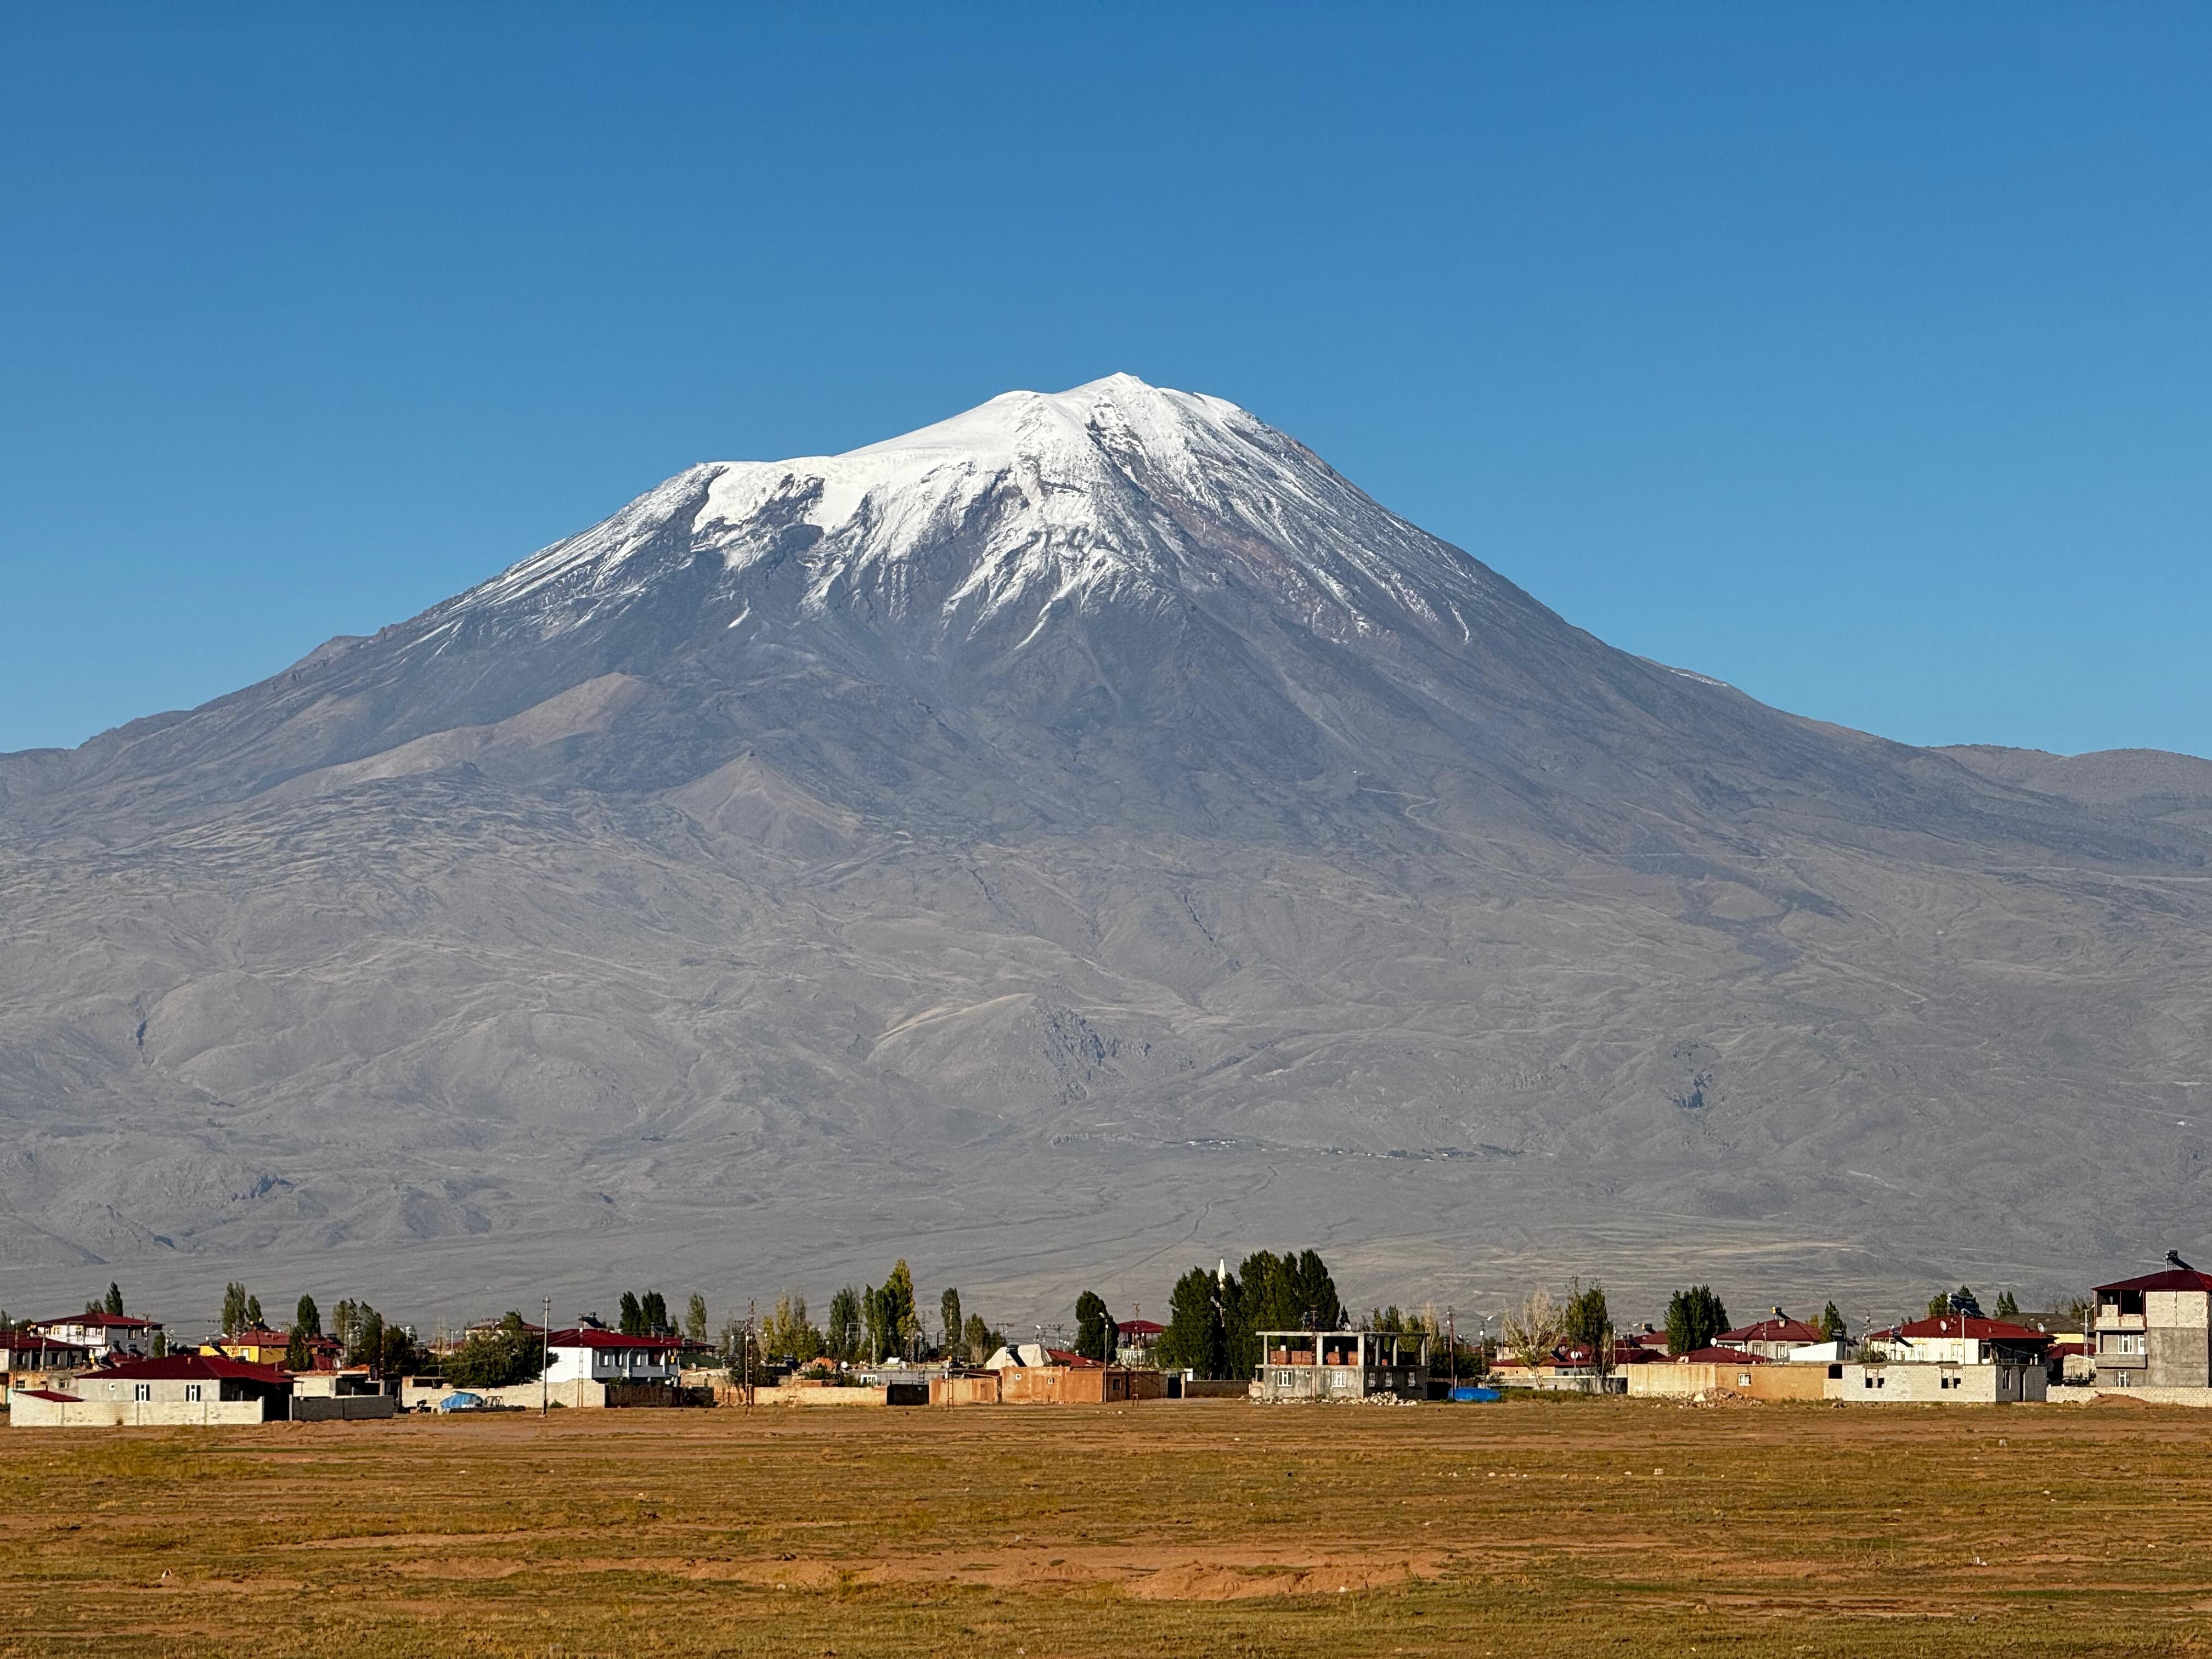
[{"left": 2, "top": 1396, "right": 2209, "bottom": 1656}]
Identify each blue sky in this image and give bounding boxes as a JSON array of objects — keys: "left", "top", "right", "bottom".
[{"left": 3, "top": 4, "right": 2208, "bottom": 757}]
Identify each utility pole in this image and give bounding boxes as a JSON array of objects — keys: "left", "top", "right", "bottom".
[
  {"left": 1447, "top": 1307, "right": 1457, "bottom": 1392},
  {"left": 541, "top": 1297, "right": 551, "bottom": 1417},
  {"left": 744, "top": 1299, "right": 757, "bottom": 1410}
]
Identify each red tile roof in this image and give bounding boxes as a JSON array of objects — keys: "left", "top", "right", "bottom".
[
  {"left": 89, "top": 1354, "right": 292, "bottom": 1385},
  {"left": 2095, "top": 1267, "right": 2212, "bottom": 1296},
  {"left": 1117, "top": 1320, "right": 1166, "bottom": 1336},
  {"left": 1672, "top": 1346, "right": 1772, "bottom": 1364},
  {"left": 1716, "top": 1314, "right": 1823, "bottom": 1346},
  {"left": 12, "top": 1389, "right": 80, "bottom": 1402},
  {"left": 546, "top": 1329, "right": 682, "bottom": 1351},
  {"left": 1045, "top": 1348, "right": 1099, "bottom": 1367}
]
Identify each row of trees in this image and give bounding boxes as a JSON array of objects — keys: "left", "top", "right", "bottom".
[{"left": 1154, "top": 1249, "right": 1345, "bottom": 1380}]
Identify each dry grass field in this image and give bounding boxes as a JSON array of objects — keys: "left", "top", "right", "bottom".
[{"left": 2, "top": 1395, "right": 2209, "bottom": 1656}]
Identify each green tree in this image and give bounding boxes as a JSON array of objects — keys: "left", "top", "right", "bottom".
[
  {"left": 826, "top": 1286, "right": 862, "bottom": 1362},
  {"left": 760, "top": 1294, "right": 823, "bottom": 1364},
  {"left": 960, "top": 1311, "right": 992, "bottom": 1364},
  {"left": 641, "top": 1291, "right": 669, "bottom": 1335},
  {"left": 1289, "top": 1250, "right": 1344, "bottom": 1331},
  {"left": 444, "top": 1312, "right": 545, "bottom": 1389},
  {"left": 104, "top": 1282, "right": 123, "bottom": 1317},
  {"left": 685, "top": 1294, "right": 708, "bottom": 1344},
  {"left": 285, "top": 1326, "right": 311, "bottom": 1371},
  {"left": 1074, "top": 1290, "right": 1116, "bottom": 1362},
  {"left": 221, "top": 1282, "right": 249, "bottom": 1334},
  {"left": 245, "top": 1294, "right": 264, "bottom": 1330},
  {"left": 618, "top": 1291, "right": 644, "bottom": 1335},
  {"left": 1563, "top": 1280, "right": 1610, "bottom": 1351},
  {"left": 865, "top": 1262, "right": 919, "bottom": 1362},
  {"left": 1664, "top": 1285, "right": 1729, "bottom": 1355},
  {"left": 940, "top": 1288, "right": 963, "bottom": 1355},
  {"left": 353, "top": 1308, "right": 385, "bottom": 1370},
  {"left": 886, "top": 1261, "right": 921, "bottom": 1357},
  {"left": 296, "top": 1294, "right": 321, "bottom": 1338},
  {"left": 379, "top": 1321, "right": 422, "bottom": 1379},
  {"left": 150, "top": 1329, "right": 167, "bottom": 1358},
  {"left": 1156, "top": 1266, "right": 1228, "bottom": 1378},
  {"left": 331, "top": 1299, "right": 359, "bottom": 1354},
  {"left": 1816, "top": 1301, "right": 1848, "bottom": 1342},
  {"left": 1994, "top": 1290, "right": 2020, "bottom": 1319}
]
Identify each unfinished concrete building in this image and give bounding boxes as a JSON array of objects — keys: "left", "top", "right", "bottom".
[
  {"left": 2094, "top": 1263, "right": 2212, "bottom": 1390},
  {"left": 1250, "top": 1330, "right": 1429, "bottom": 1402}
]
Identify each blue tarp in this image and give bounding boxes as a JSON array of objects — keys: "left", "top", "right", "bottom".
[
  {"left": 1450, "top": 1385, "right": 1501, "bottom": 1402},
  {"left": 436, "top": 1391, "right": 487, "bottom": 1412}
]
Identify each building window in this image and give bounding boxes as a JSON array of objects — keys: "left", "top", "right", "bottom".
[
  {"left": 185, "top": 1384, "right": 202, "bottom": 1402},
  {"left": 133, "top": 1384, "right": 150, "bottom": 1401}
]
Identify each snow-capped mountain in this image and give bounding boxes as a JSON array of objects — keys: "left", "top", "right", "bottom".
[{"left": 3, "top": 376, "right": 2210, "bottom": 1318}]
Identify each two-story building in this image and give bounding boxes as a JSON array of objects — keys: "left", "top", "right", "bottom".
[
  {"left": 1713, "top": 1309, "right": 1826, "bottom": 1361},
  {"left": 544, "top": 1328, "right": 682, "bottom": 1388},
  {"left": 1250, "top": 1329, "right": 1429, "bottom": 1402},
  {"left": 26, "top": 1312, "right": 163, "bottom": 1361},
  {"left": 2093, "top": 1264, "right": 2212, "bottom": 1389},
  {"left": 0, "top": 1328, "right": 91, "bottom": 1390}
]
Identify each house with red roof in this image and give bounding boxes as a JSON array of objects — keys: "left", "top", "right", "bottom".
[
  {"left": 0, "top": 1328, "right": 92, "bottom": 1391},
  {"left": 1829, "top": 1314, "right": 2050, "bottom": 1404},
  {"left": 2093, "top": 1261, "right": 2212, "bottom": 1390},
  {"left": 9, "top": 1353, "right": 294, "bottom": 1426},
  {"left": 26, "top": 1311, "right": 164, "bottom": 1361},
  {"left": 1713, "top": 1309, "right": 1826, "bottom": 1361},
  {"left": 544, "top": 1328, "right": 682, "bottom": 1388}
]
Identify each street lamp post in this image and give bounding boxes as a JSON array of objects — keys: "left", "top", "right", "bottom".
[{"left": 541, "top": 1297, "right": 551, "bottom": 1418}]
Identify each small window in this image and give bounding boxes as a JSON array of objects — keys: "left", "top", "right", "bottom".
[
  {"left": 133, "top": 1383, "right": 150, "bottom": 1401},
  {"left": 185, "top": 1383, "right": 202, "bottom": 1402}
]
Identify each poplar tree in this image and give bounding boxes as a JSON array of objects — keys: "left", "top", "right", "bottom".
[
  {"left": 1664, "top": 1286, "right": 1729, "bottom": 1354},
  {"left": 1157, "top": 1266, "right": 1228, "bottom": 1379},
  {"left": 1075, "top": 1291, "right": 1116, "bottom": 1362}
]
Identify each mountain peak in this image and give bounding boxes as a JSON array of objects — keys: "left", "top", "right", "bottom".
[{"left": 445, "top": 375, "right": 1502, "bottom": 656}]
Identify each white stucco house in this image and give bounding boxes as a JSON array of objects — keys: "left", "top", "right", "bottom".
[
  {"left": 544, "top": 1328, "right": 682, "bottom": 1386},
  {"left": 26, "top": 1312, "right": 164, "bottom": 1361}
]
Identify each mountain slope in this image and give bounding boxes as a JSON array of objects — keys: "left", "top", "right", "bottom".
[{"left": 4, "top": 375, "right": 2209, "bottom": 1321}]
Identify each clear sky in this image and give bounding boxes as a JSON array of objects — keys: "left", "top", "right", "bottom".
[{"left": 4, "top": 5, "right": 2208, "bottom": 758}]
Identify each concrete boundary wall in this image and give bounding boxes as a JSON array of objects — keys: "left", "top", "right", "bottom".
[{"left": 8, "top": 1394, "right": 267, "bottom": 1427}]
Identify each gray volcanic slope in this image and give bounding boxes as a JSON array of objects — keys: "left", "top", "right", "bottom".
[{"left": 4, "top": 375, "right": 2209, "bottom": 1327}]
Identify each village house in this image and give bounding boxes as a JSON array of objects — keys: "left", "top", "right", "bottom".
[
  {"left": 26, "top": 1312, "right": 163, "bottom": 1361},
  {"left": 9, "top": 1354, "right": 294, "bottom": 1426},
  {"left": 544, "top": 1328, "right": 682, "bottom": 1388},
  {"left": 1115, "top": 1318, "right": 1165, "bottom": 1365},
  {"left": 204, "top": 1327, "right": 292, "bottom": 1367},
  {"left": 1829, "top": 1313, "right": 2051, "bottom": 1402},
  {"left": 0, "top": 1328, "right": 92, "bottom": 1391},
  {"left": 1714, "top": 1309, "right": 1826, "bottom": 1361},
  {"left": 1250, "top": 1329, "right": 1429, "bottom": 1402},
  {"left": 2091, "top": 1263, "right": 2212, "bottom": 1390}
]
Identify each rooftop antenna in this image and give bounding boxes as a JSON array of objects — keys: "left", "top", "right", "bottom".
[{"left": 2168, "top": 1250, "right": 2194, "bottom": 1271}]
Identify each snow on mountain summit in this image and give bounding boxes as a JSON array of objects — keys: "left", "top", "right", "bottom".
[{"left": 435, "top": 375, "right": 1502, "bottom": 656}]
